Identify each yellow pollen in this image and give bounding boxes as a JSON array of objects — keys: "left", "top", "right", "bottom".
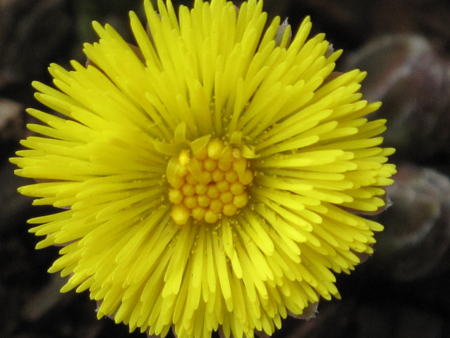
[
  {"left": 168, "top": 189, "right": 183, "bottom": 204},
  {"left": 233, "top": 193, "right": 248, "bottom": 208},
  {"left": 195, "top": 183, "right": 208, "bottom": 195},
  {"left": 199, "top": 171, "right": 212, "bottom": 184},
  {"left": 171, "top": 204, "right": 190, "bottom": 225},
  {"left": 184, "top": 196, "right": 198, "bottom": 209},
  {"left": 212, "top": 169, "right": 225, "bottom": 182},
  {"left": 185, "top": 173, "right": 198, "bottom": 185},
  {"left": 207, "top": 185, "right": 220, "bottom": 199},
  {"left": 197, "top": 195, "right": 211, "bottom": 207},
  {"left": 225, "top": 170, "right": 238, "bottom": 183},
  {"left": 171, "top": 176, "right": 185, "bottom": 189},
  {"left": 179, "top": 149, "right": 191, "bottom": 166},
  {"left": 204, "top": 158, "right": 217, "bottom": 171},
  {"left": 218, "top": 160, "right": 232, "bottom": 171},
  {"left": 216, "top": 180, "right": 230, "bottom": 192},
  {"left": 210, "top": 199, "right": 223, "bottom": 213},
  {"left": 207, "top": 139, "right": 224, "bottom": 159},
  {"left": 193, "top": 147, "right": 208, "bottom": 160},
  {"left": 204, "top": 210, "right": 219, "bottom": 223},
  {"left": 223, "top": 203, "right": 238, "bottom": 216},
  {"left": 169, "top": 139, "right": 253, "bottom": 225},
  {"left": 230, "top": 182, "right": 244, "bottom": 195},
  {"left": 192, "top": 207, "right": 206, "bottom": 220},
  {"left": 181, "top": 184, "right": 195, "bottom": 197},
  {"left": 220, "top": 191, "right": 233, "bottom": 204}
]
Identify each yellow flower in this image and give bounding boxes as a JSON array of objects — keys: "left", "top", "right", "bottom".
[{"left": 11, "top": 0, "right": 396, "bottom": 337}]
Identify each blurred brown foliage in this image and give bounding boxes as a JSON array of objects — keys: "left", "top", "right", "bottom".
[{"left": 2, "top": 0, "right": 450, "bottom": 337}]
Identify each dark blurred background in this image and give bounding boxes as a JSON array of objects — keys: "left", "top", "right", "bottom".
[{"left": 2, "top": 0, "right": 450, "bottom": 337}]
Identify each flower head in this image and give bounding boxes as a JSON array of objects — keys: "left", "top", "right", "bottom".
[{"left": 11, "top": 0, "right": 396, "bottom": 338}]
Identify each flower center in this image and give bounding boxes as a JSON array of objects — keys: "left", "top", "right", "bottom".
[{"left": 169, "top": 139, "right": 253, "bottom": 225}]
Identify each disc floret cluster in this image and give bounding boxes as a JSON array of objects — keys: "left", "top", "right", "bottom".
[{"left": 169, "top": 138, "right": 253, "bottom": 225}]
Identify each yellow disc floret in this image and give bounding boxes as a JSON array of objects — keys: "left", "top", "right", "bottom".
[{"left": 169, "top": 139, "right": 253, "bottom": 225}]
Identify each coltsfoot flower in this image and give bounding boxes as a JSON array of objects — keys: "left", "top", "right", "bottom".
[{"left": 11, "top": 0, "right": 396, "bottom": 338}]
